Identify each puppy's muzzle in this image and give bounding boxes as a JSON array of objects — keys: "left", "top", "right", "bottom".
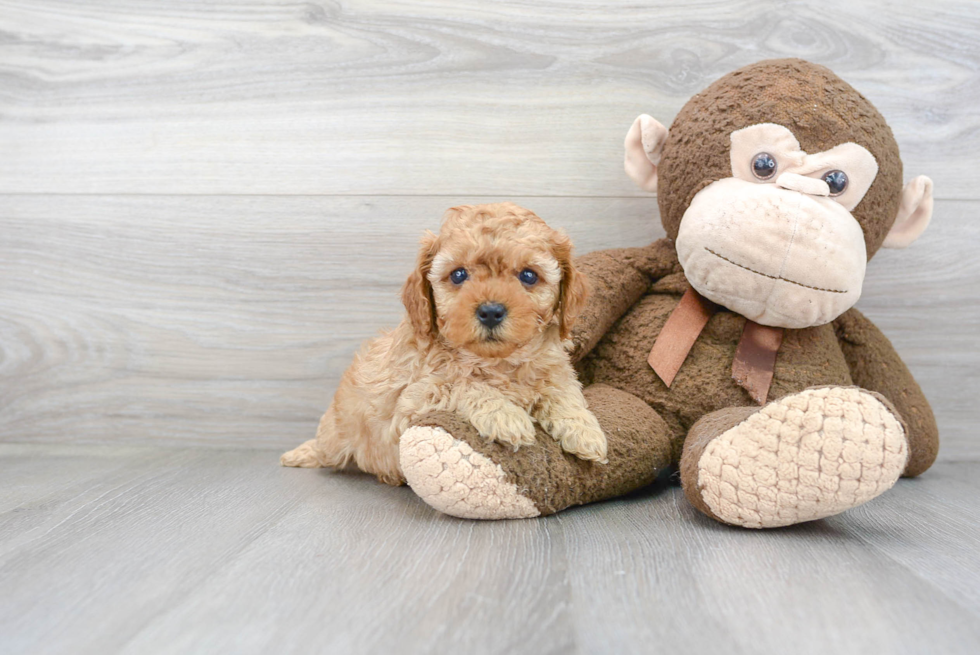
[{"left": 476, "top": 302, "right": 507, "bottom": 329}]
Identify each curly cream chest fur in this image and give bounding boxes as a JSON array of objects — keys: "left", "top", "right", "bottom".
[{"left": 451, "top": 345, "right": 564, "bottom": 411}]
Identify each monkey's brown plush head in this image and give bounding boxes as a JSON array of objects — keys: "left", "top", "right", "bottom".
[{"left": 625, "top": 59, "right": 933, "bottom": 329}]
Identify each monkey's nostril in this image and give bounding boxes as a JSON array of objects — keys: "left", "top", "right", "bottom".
[{"left": 476, "top": 302, "right": 507, "bottom": 329}]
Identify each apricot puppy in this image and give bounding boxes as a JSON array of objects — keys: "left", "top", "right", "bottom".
[{"left": 281, "top": 202, "right": 607, "bottom": 485}]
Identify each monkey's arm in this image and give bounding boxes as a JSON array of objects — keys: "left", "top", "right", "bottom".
[
  {"left": 570, "top": 238, "right": 679, "bottom": 363},
  {"left": 833, "top": 308, "right": 939, "bottom": 477}
]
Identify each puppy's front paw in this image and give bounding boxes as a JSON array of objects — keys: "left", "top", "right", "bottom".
[
  {"left": 470, "top": 403, "right": 537, "bottom": 451},
  {"left": 550, "top": 417, "right": 608, "bottom": 463}
]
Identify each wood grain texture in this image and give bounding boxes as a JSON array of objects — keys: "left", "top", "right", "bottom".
[
  {"left": 2, "top": 196, "right": 976, "bottom": 462},
  {"left": 2, "top": 4, "right": 977, "bottom": 653},
  {"left": 1, "top": 444, "right": 979, "bottom": 655},
  {"left": 0, "top": 0, "right": 977, "bottom": 197},
  {"left": 0, "top": 194, "right": 657, "bottom": 449}
]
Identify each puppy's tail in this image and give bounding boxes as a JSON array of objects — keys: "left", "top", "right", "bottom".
[
  {"left": 280, "top": 439, "right": 327, "bottom": 468},
  {"left": 280, "top": 407, "right": 343, "bottom": 468}
]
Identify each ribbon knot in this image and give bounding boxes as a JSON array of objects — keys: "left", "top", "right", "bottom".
[{"left": 647, "top": 288, "right": 784, "bottom": 405}]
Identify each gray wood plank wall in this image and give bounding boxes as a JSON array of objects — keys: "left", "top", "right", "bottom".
[{"left": 2, "top": 0, "right": 978, "bottom": 462}]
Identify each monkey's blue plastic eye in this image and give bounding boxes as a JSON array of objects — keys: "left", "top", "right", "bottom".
[
  {"left": 450, "top": 268, "right": 468, "bottom": 285},
  {"left": 519, "top": 269, "right": 538, "bottom": 285},
  {"left": 752, "top": 153, "right": 777, "bottom": 179},
  {"left": 823, "top": 170, "right": 848, "bottom": 196}
]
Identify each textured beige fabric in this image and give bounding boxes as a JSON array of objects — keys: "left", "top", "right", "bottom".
[
  {"left": 730, "top": 123, "right": 879, "bottom": 211},
  {"left": 774, "top": 173, "right": 830, "bottom": 197},
  {"left": 696, "top": 387, "right": 908, "bottom": 528},
  {"left": 884, "top": 175, "right": 935, "bottom": 248},
  {"left": 400, "top": 426, "right": 540, "bottom": 519},
  {"left": 673, "top": 122, "right": 882, "bottom": 330},
  {"left": 623, "top": 114, "right": 668, "bottom": 193},
  {"left": 676, "top": 177, "right": 868, "bottom": 329}
]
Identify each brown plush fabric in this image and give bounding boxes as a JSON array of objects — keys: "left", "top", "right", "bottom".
[
  {"left": 679, "top": 406, "right": 758, "bottom": 524},
  {"left": 576, "top": 241, "right": 855, "bottom": 464},
  {"left": 569, "top": 239, "right": 681, "bottom": 363},
  {"left": 834, "top": 308, "right": 939, "bottom": 476},
  {"left": 575, "top": 245, "right": 937, "bottom": 479},
  {"left": 657, "top": 58, "right": 903, "bottom": 258},
  {"left": 417, "top": 384, "right": 673, "bottom": 516}
]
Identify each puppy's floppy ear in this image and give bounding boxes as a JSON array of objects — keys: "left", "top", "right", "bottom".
[
  {"left": 553, "top": 232, "right": 590, "bottom": 340},
  {"left": 402, "top": 231, "right": 440, "bottom": 339}
]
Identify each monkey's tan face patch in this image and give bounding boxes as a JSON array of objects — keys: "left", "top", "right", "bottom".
[
  {"left": 678, "top": 178, "right": 867, "bottom": 328},
  {"left": 730, "top": 124, "right": 879, "bottom": 211},
  {"left": 676, "top": 123, "right": 878, "bottom": 329}
]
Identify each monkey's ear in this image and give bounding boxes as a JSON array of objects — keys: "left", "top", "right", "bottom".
[
  {"left": 401, "top": 231, "right": 440, "bottom": 338},
  {"left": 624, "top": 114, "right": 668, "bottom": 193},
  {"left": 883, "top": 176, "right": 934, "bottom": 249}
]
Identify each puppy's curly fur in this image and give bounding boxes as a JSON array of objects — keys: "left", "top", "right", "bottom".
[{"left": 281, "top": 202, "right": 606, "bottom": 485}]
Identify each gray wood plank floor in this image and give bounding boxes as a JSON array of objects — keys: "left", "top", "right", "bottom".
[
  {"left": 2, "top": 1, "right": 979, "bottom": 653},
  {"left": 2, "top": 444, "right": 979, "bottom": 655}
]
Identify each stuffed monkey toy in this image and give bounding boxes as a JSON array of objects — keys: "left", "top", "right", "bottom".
[{"left": 398, "top": 59, "right": 938, "bottom": 528}]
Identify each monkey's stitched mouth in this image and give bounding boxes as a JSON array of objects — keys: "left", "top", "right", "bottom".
[{"left": 704, "top": 247, "right": 847, "bottom": 294}]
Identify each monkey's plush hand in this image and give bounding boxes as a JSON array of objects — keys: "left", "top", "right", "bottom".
[{"left": 569, "top": 238, "right": 681, "bottom": 363}]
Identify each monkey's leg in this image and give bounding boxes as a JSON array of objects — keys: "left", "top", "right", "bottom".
[
  {"left": 679, "top": 386, "right": 909, "bottom": 529},
  {"left": 398, "top": 384, "right": 673, "bottom": 519}
]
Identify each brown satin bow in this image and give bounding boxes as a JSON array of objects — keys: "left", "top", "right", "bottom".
[{"left": 647, "top": 288, "right": 784, "bottom": 404}]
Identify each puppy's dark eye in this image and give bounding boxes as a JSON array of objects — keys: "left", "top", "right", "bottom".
[
  {"left": 518, "top": 269, "right": 538, "bottom": 286},
  {"left": 823, "top": 170, "right": 848, "bottom": 196},
  {"left": 752, "top": 152, "right": 777, "bottom": 180},
  {"left": 450, "top": 268, "right": 468, "bottom": 285}
]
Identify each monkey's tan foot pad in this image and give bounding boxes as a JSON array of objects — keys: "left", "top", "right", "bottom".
[
  {"left": 400, "top": 426, "right": 540, "bottom": 519},
  {"left": 685, "top": 387, "right": 909, "bottom": 529}
]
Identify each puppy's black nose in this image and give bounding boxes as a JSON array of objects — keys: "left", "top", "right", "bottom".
[{"left": 476, "top": 302, "right": 507, "bottom": 329}]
